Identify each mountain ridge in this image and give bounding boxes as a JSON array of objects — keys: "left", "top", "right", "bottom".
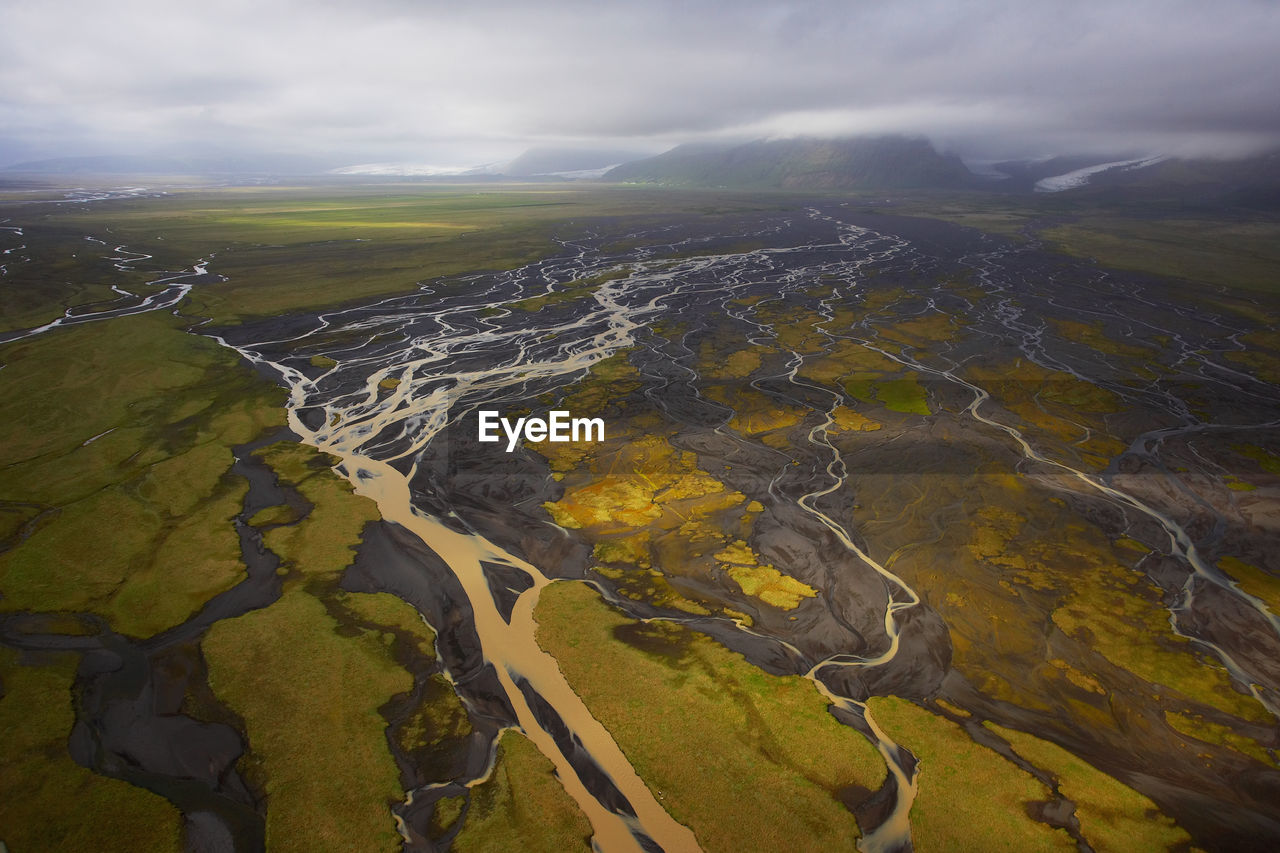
[{"left": 603, "top": 136, "right": 977, "bottom": 190}]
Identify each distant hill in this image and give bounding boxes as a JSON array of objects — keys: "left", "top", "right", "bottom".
[
  {"left": 975, "top": 149, "right": 1280, "bottom": 209},
  {"left": 603, "top": 136, "right": 976, "bottom": 190},
  {"left": 1073, "top": 150, "right": 1280, "bottom": 209},
  {"left": 502, "top": 147, "right": 652, "bottom": 177}
]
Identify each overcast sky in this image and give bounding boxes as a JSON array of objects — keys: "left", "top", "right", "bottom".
[{"left": 2, "top": 0, "right": 1278, "bottom": 168}]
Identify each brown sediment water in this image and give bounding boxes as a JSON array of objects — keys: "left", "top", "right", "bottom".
[
  {"left": 206, "top": 205, "right": 1280, "bottom": 851},
  {"left": 209, "top": 239, "right": 712, "bottom": 849},
  {"left": 725, "top": 254, "right": 927, "bottom": 852},
  {"left": 212, "top": 219, "right": 963, "bottom": 851},
  {"left": 318, "top": 448, "right": 701, "bottom": 853}
]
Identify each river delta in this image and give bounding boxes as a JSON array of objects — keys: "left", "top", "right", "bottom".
[{"left": 1, "top": 185, "right": 1278, "bottom": 852}]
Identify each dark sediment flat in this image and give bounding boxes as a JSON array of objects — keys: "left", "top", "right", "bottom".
[{"left": 54, "top": 200, "right": 1277, "bottom": 850}]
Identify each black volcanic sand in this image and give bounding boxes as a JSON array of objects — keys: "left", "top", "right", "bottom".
[
  {"left": 337, "top": 521, "right": 504, "bottom": 849},
  {"left": 0, "top": 427, "right": 300, "bottom": 853},
  {"left": 220, "top": 203, "right": 1280, "bottom": 850}
]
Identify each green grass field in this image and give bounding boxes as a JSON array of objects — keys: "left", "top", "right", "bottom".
[
  {"left": 535, "top": 581, "right": 885, "bottom": 852},
  {"left": 9, "top": 185, "right": 795, "bottom": 327},
  {"left": 1041, "top": 217, "right": 1280, "bottom": 295},
  {"left": 2, "top": 180, "right": 1275, "bottom": 851},
  {"left": 0, "top": 183, "right": 806, "bottom": 850},
  {"left": 884, "top": 189, "right": 1280, "bottom": 303}
]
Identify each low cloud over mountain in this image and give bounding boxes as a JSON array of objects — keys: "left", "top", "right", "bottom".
[{"left": 2, "top": 1, "right": 1278, "bottom": 168}]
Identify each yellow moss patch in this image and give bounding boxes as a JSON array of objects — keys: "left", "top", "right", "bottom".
[
  {"left": 657, "top": 470, "right": 726, "bottom": 502},
  {"left": 988, "top": 722, "right": 1191, "bottom": 852},
  {"left": 950, "top": 285, "right": 989, "bottom": 305},
  {"left": 395, "top": 672, "right": 473, "bottom": 762},
  {"left": 535, "top": 436, "right": 596, "bottom": 476},
  {"left": 1234, "top": 443, "right": 1280, "bottom": 475},
  {"left": 756, "top": 303, "right": 831, "bottom": 351},
  {"left": 1050, "top": 549, "right": 1271, "bottom": 724},
  {"left": 453, "top": 730, "right": 593, "bottom": 852},
  {"left": 1218, "top": 556, "right": 1280, "bottom": 616},
  {"left": 866, "top": 697, "right": 1075, "bottom": 852},
  {"left": 801, "top": 339, "right": 902, "bottom": 384},
  {"left": 432, "top": 795, "right": 465, "bottom": 836},
  {"left": 877, "top": 314, "right": 965, "bottom": 354},
  {"left": 536, "top": 582, "right": 884, "bottom": 851},
  {"left": 713, "top": 540, "right": 756, "bottom": 566},
  {"left": 1048, "top": 659, "right": 1108, "bottom": 696},
  {"left": 107, "top": 479, "right": 248, "bottom": 635},
  {"left": 1048, "top": 319, "right": 1151, "bottom": 362},
  {"left": 556, "top": 350, "right": 643, "bottom": 413},
  {"left": 0, "top": 649, "right": 183, "bottom": 851},
  {"left": 546, "top": 436, "right": 745, "bottom": 534},
  {"left": 700, "top": 383, "right": 806, "bottom": 438},
  {"left": 662, "top": 518, "right": 729, "bottom": 563},
  {"left": 717, "top": 540, "right": 817, "bottom": 610},
  {"left": 204, "top": 588, "right": 410, "bottom": 852},
  {"left": 256, "top": 442, "right": 381, "bottom": 578},
  {"left": 543, "top": 429, "right": 767, "bottom": 617},
  {"left": 593, "top": 532, "right": 652, "bottom": 569},
  {"left": 881, "top": 465, "right": 1268, "bottom": 735},
  {"left": 248, "top": 503, "right": 302, "bottom": 527},
  {"left": 733, "top": 406, "right": 803, "bottom": 436},
  {"left": 933, "top": 698, "right": 971, "bottom": 718},
  {"left": 726, "top": 565, "right": 817, "bottom": 610},
  {"left": 701, "top": 344, "right": 765, "bottom": 380},
  {"left": 1115, "top": 537, "right": 1150, "bottom": 554},
  {"left": 830, "top": 406, "right": 882, "bottom": 433},
  {"left": 859, "top": 287, "right": 907, "bottom": 314},
  {"left": 871, "top": 378, "right": 932, "bottom": 416},
  {"left": 340, "top": 591, "right": 437, "bottom": 658},
  {"left": 1040, "top": 378, "right": 1123, "bottom": 413},
  {"left": 965, "top": 360, "right": 1126, "bottom": 465},
  {"left": 968, "top": 505, "right": 1025, "bottom": 560},
  {"left": 645, "top": 577, "right": 714, "bottom": 615},
  {"left": 1224, "top": 475, "right": 1256, "bottom": 492},
  {"left": 544, "top": 476, "right": 662, "bottom": 530},
  {"left": 1163, "top": 710, "right": 1278, "bottom": 768}
]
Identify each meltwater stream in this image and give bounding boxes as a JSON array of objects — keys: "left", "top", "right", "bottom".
[
  {"left": 0, "top": 238, "right": 219, "bottom": 345},
  {"left": 205, "top": 206, "right": 1280, "bottom": 852},
  {"left": 207, "top": 215, "right": 946, "bottom": 851},
  {"left": 214, "top": 258, "right": 708, "bottom": 852}
]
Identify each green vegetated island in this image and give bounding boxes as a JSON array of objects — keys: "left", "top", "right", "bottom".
[{"left": 1, "top": 179, "right": 1278, "bottom": 853}]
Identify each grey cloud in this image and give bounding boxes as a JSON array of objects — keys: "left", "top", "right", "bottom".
[{"left": 2, "top": 0, "right": 1278, "bottom": 166}]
